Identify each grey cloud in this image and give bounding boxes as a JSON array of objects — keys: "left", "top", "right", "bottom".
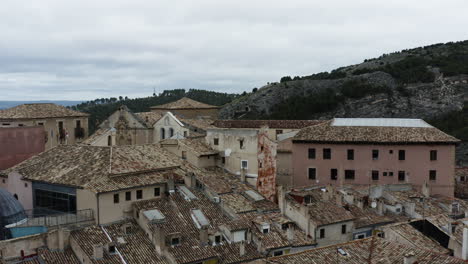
[{"left": 0, "top": 0, "right": 467, "bottom": 100}]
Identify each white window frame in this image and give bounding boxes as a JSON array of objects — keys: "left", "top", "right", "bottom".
[{"left": 241, "top": 160, "right": 248, "bottom": 170}]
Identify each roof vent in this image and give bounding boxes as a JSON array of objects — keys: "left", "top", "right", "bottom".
[
  {"left": 178, "top": 186, "right": 197, "bottom": 201},
  {"left": 244, "top": 190, "right": 264, "bottom": 201},
  {"left": 143, "top": 209, "right": 166, "bottom": 223}
]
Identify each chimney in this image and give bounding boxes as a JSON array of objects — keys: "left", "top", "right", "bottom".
[
  {"left": 241, "top": 168, "right": 246, "bottom": 183},
  {"left": 377, "top": 200, "right": 384, "bottom": 216},
  {"left": 356, "top": 198, "right": 364, "bottom": 209},
  {"left": 239, "top": 241, "right": 246, "bottom": 256},
  {"left": 422, "top": 181, "right": 430, "bottom": 198},
  {"left": 287, "top": 226, "right": 295, "bottom": 242},
  {"left": 153, "top": 226, "right": 166, "bottom": 255},
  {"left": 93, "top": 244, "right": 104, "bottom": 260},
  {"left": 199, "top": 228, "right": 209, "bottom": 246},
  {"left": 463, "top": 228, "right": 468, "bottom": 260},
  {"left": 336, "top": 194, "right": 342, "bottom": 207},
  {"left": 448, "top": 222, "right": 453, "bottom": 235},
  {"left": 403, "top": 252, "right": 416, "bottom": 264},
  {"left": 321, "top": 189, "right": 330, "bottom": 201},
  {"left": 58, "top": 227, "right": 65, "bottom": 250}
]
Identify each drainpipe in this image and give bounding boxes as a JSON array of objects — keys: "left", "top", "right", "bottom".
[{"left": 96, "top": 193, "right": 100, "bottom": 224}]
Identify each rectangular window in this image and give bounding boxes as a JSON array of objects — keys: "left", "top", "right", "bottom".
[
  {"left": 113, "top": 193, "right": 119, "bottom": 204},
  {"left": 345, "top": 170, "right": 355, "bottom": 180},
  {"left": 430, "top": 150, "right": 437, "bottom": 161},
  {"left": 398, "top": 171, "right": 405, "bottom": 181},
  {"left": 154, "top": 187, "right": 160, "bottom": 197},
  {"left": 383, "top": 172, "right": 387, "bottom": 176},
  {"left": 273, "top": 251, "right": 284, "bottom": 257},
  {"left": 136, "top": 190, "right": 143, "bottom": 200},
  {"left": 308, "top": 148, "right": 316, "bottom": 159},
  {"left": 241, "top": 160, "right": 248, "bottom": 169},
  {"left": 214, "top": 138, "right": 219, "bottom": 145},
  {"left": 181, "top": 151, "right": 187, "bottom": 160},
  {"left": 171, "top": 237, "right": 180, "bottom": 246},
  {"left": 371, "top": 170, "right": 379, "bottom": 181},
  {"left": 215, "top": 235, "right": 221, "bottom": 244},
  {"left": 308, "top": 168, "right": 316, "bottom": 180},
  {"left": 323, "top": 148, "right": 331, "bottom": 160},
  {"left": 76, "top": 120, "right": 81, "bottom": 128},
  {"left": 372, "top": 150, "right": 379, "bottom": 160},
  {"left": 398, "top": 150, "right": 406, "bottom": 160},
  {"left": 330, "top": 169, "right": 338, "bottom": 180},
  {"left": 347, "top": 149, "right": 354, "bottom": 160},
  {"left": 389, "top": 172, "right": 393, "bottom": 176},
  {"left": 125, "top": 191, "right": 131, "bottom": 201},
  {"left": 239, "top": 139, "right": 244, "bottom": 149},
  {"left": 429, "top": 170, "right": 437, "bottom": 181},
  {"left": 221, "top": 157, "right": 225, "bottom": 164},
  {"left": 38, "top": 122, "right": 44, "bottom": 126},
  {"left": 320, "top": 229, "right": 325, "bottom": 239},
  {"left": 341, "top": 224, "right": 347, "bottom": 234}
]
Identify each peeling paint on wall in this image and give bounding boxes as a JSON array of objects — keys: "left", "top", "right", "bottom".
[{"left": 257, "top": 127, "right": 277, "bottom": 201}]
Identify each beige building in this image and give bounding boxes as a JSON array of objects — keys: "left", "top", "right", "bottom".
[
  {"left": 150, "top": 97, "right": 220, "bottom": 119},
  {"left": 206, "top": 120, "right": 322, "bottom": 201},
  {"left": 0, "top": 103, "right": 89, "bottom": 150},
  {"left": 2, "top": 144, "right": 180, "bottom": 224},
  {"left": 84, "top": 105, "right": 214, "bottom": 146}
]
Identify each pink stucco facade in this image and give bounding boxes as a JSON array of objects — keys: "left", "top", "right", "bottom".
[
  {"left": 292, "top": 143, "right": 456, "bottom": 197},
  {"left": 0, "top": 126, "right": 45, "bottom": 170}
]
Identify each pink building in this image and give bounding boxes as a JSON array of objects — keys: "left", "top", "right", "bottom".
[
  {"left": 0, "top": 126, "right": 45, "bottom": 170},
  {"left": 291, "top": 118, "right": 459, "bottom": 197}
]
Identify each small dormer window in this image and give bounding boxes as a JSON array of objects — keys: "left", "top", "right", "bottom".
[
  {"left": 261, "top": 223, "right": 270, "bottom": 234},
  {"left": 215, "top": 235, "right": 221, "bottom": 244},
  {"left": 171, "top": 237, "right": 180, "bottom": 246},
  {"left": 262, "top": 227, "right": 269, "bottom": 234},
  {"left": 304, "top": 195, "right": 312, "bottom": 204},
  {"left": 108, "top": 245, "right": 116, "bottom": 254}
]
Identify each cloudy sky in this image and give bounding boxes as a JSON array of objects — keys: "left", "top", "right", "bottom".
[{"left": 1, "top": 0, "right": 467, "bottom": 101}]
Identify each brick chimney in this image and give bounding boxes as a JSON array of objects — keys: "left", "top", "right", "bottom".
[
  {"left": 422, "top": 181, "right": 430, "bottom": 198},
  {"left": 241, "top": 168, "right": 246, "bottom": 183}
]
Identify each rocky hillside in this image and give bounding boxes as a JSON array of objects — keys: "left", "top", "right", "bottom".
[{"left": 219, "top": 40, "right": 468, "bottom": 165}]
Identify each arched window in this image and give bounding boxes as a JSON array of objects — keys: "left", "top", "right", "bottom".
[
  {"left": 164, "top": 117, "right": 170, "bottom": 125},
  {"left": 161, "top": 128, "right": 166, "bottom": 140},
  {"left": 108, "top": 135, "right": 112, "bottom": 146},
  {"left": 169, "top": 128, "right": 174, "bottom": 137}
]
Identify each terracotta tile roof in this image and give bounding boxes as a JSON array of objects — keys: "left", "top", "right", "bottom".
[
  {"left": 0, "top": 103, "right": 88, "bottom": 120},
  {"left": 150, "top": 97, "right": 220, "bottom": 110},
  {"left": 213, "top": 120, "right": 324, "bottom": 129},
  {"left": 161, "top": 137, "right": 217, "bottom": 157},
  {"left": 387, "top": 191, "right": 468, "bottom": 217},
  {"left": 102, "top": 221, "right": 167, "bottom": 264},
  {"left": 184, "top": 166, "right": 251, "bottom": 195},
  {"left": 37, "top": 247, "right": 81, "bottom": 264},
  {"left": 287, "top": 188, "right": 355, "bottom": 226},
  {"left": 384, "top": 222, "right": 450, "bottom": 254},
  {"left": 6, "top": 144, "right": 181, "bottom": 193},
  {"left": 132, "top": 189, "right": 259, "bottom": 264},
  {"left": 293, "top": 119, "right": 460, "bottom": 144},
  {"left": 345, "top": 205, "right": 394, "bottom": 229},
  {"left": 180, "top": 118, "right": 216, "bottom": 131},
  {"left": 70, "top": 225, "right": 122, "bottom": 264},
  {"left": 266, "top": 237, "right": 465, "bottom": 264},
  {"left": 81, "top": 128, "right": 111, "bottom": 145},
  {"left": 134, "top": 111, "right": 164, "bottom": 127}
]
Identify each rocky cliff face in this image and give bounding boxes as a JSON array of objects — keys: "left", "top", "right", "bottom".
[{"left": 220, "top": 72, "right": 467, "bottom": 120}]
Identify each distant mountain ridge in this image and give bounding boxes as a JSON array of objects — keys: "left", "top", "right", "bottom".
[{"left": 0, "top": 101, "right": 83, "bottom": 110}]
